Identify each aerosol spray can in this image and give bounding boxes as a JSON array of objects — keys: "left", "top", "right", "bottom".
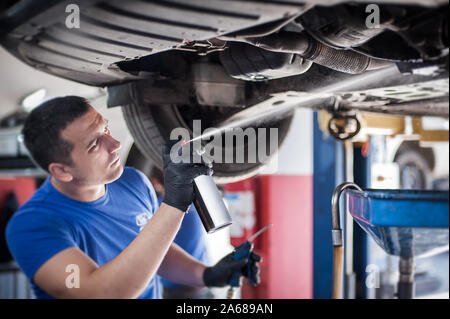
[
  {"left": 193, "top": 174, "right": 232, "bottom": 233},
  {"left": 179, "top": 140, "right": 232, "bottom": 233}
]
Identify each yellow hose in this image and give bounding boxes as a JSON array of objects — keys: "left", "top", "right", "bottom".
[{"left": 332, "top": 246, "right": 344, "bottom": 299}]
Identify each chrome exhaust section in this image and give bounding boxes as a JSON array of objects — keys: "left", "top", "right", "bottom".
[
  {"left": 221, "top": 32, "right": 393, "bottom": 76},
  {"left": 301, "top": 35, "right": 393, "bottom": 74},
  {"left": 236, "top": 32, "right": 393, "bottom": 75}
]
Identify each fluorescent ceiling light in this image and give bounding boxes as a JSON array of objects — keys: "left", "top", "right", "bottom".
[{"left": 21, "top": 88, "right": 47, "bottom": 112}]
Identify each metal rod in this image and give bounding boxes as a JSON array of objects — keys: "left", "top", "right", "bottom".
[
  {"left": 331, "top": 182, "right": 363, "bottom": 299},
  {"left": 247, "top": 224, "right": 273, "bottom": 243},
  {"left": 397, "top": 256, "right": 415, "bottom": 299}
]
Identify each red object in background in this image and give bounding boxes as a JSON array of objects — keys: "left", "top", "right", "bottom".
[
  {"left": 224, "top": 175, "right": 313, "bottom": 299},
  {"left": 361, "top": 142, "right": 370, "bottom": 158},
  {"left": 223, "top": 178, "right": 258, "bottom": 248},
  {"left": 257, "top": 175, "right": 313, "bottom": 299},
  {"left": 0, "top": 178, "right": 36, "bottom": 263},
  {"left": 223, "top": 178, "right": 259, "bottom": 299},
  {"left": 0, "top": 178, "right": 36, "bottom": 209}
]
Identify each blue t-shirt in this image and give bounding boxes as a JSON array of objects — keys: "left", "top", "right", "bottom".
[
  {"left": 159, "top": 198, "right": 209, "bottom": 288},
  {"left": 6, "top": 166, "right": 162, "bottom": 299}
]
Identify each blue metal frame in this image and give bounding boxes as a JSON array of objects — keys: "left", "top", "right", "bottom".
[
  {"left": 346, "top": 189, "right": 449, "bottom": 227},
  {"left": 313, "top": 112, "right": 344, "bottom": 298},
  {"left": 353, "top": 144, "right": 371, "bottom": 299},
  {"left": 346, "top": 188, "right": 449, "bottom": 257}
]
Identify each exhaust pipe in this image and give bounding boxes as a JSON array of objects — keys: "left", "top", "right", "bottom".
[
  {"left": 227, "top": 32, "right": 393, "bottom": 74},
  {"left": 301, "top": 36, "right": 392, "bottom": 74}
]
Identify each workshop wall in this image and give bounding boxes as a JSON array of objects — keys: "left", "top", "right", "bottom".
[
  {"left": 259, "top": 108, "right": 314, "bottom": 298},
  {"left": 0, "top": 47, "right": 101, "bottom": 118}
]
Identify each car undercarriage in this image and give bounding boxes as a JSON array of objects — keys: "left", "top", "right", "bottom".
[{"left": 1, "top": 0, "right": 448, "bottom": 182}]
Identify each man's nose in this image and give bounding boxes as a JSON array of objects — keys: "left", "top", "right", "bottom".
[{"left": 107, "top": 135, "right": 121, "bottom": 153}]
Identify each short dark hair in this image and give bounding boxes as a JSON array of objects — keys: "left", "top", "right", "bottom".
[{"left": 22, "top": 96, "right": 91, "bottom": 172}]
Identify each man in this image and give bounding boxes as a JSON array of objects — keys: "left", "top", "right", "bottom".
[{"left": 6, "top": 96, "right": 260, "bottom": 299}]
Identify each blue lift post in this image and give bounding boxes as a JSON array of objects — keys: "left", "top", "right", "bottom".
[
  {"left": 313, "top": 111, "right": 367, "bottom": 299},
  {"left": 353, "top": 143, "right": 371, "bottom": 298},
  {"left": 313, "top": 112, "right": 345, "bottom": 298}
]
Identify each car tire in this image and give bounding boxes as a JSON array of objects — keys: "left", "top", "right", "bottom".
[
  {"left": 121, "top": 87, "right": 294, "bottom": 184},
  {"left": 395, "top": 149, "right": 433, "bottom": 190}
]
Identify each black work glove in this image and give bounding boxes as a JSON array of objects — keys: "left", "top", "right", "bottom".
[
  {"left": 203, "top": 251, "right": 262, "bottom": 287},
  {"left": 162, "top": 140, "right": 211, "bottom": 212}
]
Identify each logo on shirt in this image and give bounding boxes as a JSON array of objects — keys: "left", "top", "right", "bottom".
[{"left": 136, "top": 212, "right": 151, "bottom": 232}]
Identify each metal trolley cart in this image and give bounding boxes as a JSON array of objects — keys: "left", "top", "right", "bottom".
[{"left": 331, "top": 182, "right": 449, "bottom": 299}]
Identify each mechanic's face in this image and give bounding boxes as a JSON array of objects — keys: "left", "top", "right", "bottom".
[{"left": 60, "top": 106, "right": 123, "bottom": 185}]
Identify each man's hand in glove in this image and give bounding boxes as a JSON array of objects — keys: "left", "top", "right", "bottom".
[
  {"left": 162, "top": 140, "right": 211, "bottom": 212},
  {"left": 203, "top": 251, "right": 262, "bottom": 287}
]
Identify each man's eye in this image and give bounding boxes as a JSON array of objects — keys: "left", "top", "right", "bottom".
[{"left": 90, "top": 140, "right": 98, "bottom": 151}]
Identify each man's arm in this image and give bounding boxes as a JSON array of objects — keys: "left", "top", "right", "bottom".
[
  {"left": 157, "top": 243, "right": 207, "bottom": 287},
  {"left": 33, "top": 203, "right": 184, "bottom": 299}
]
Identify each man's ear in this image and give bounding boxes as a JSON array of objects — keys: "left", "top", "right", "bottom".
[{"left": 48, "top": 163, "right": 73, "bottom": 182}]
